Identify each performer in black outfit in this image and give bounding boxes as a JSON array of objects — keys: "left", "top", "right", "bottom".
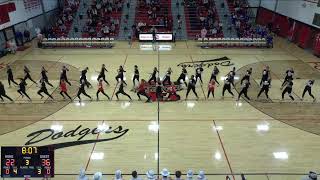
[
  {"left": 37, "top": 79, "right": 54, "bottom": 100},
  {"left": 237, "top": 79, "right": 250, "bottom": 101},
  {"left": 60, "top": 65, "right": 71, "bottom": 86},
  {"left": 229, "top": 67, "right": 236, "bottom": 88},
  {"left": 148, "top": 67, "right": 158, "bottom": 83},
  {"left": 301, "top": 80, "right": 315, "bottom": 101},
  {"left": 210, "top": 66, "right": 220, "bottom": 85},
  {"left": 80, "top": 67, "right": 92, "bottom": 88},
  {"left": 195, "top": 64, "right": 204, "bottom": 84},
  {"left": 163, "top": 67, "right": 172, "bottom": 85},
  {"left": 23, "top": 65, "right": 37, "bottom": 84},
  {"left": 186, "top": 75, "right": 199, "bottom": 99},
  {"left": 17, "top": 78, "right": 31, "bottom": 101},
  {"left": 132, "top": 65, "right": 139, "bottom": 87},
  {"left": 41, "top": 66, "right": 54, "bottom": 87},
  {"left": 240, "top": 68, "right": 252, "bottom": 85},
  {"left": 260, "top": 66, "right": 270, "bottom": 86},
  {"left": 6, "top": 65, "right": 18, "bottom": 86},
  {"left": 176, "top": 65, "right": 188, "bottom": 87},
  {"left": 77, "top": 79, "right": 92, "bottom": 101},
  {"left": 257, "top": 80, "right": 271, "bottom": 99},
  {"left": 156, "top": 80, "right": 164, "bottom": 100},
  {"left": 0, "top": 81, "right": 13, "bottom": 102},
  {"left": 222, "top": 75, "right": 234, "bottom": 97},
  {"left": 281, "top": 79, "right": 294, "bottom": 101},
  {"left": 97, "top": 64, "right": 109, "bottom": 85},
  {"left": 115, "top": 80, "right": 132, "bottom": 100},
  {"left": 281, "top": 67, "right": 294, "bottom": 89},
  {"left": 115, "top": 65, "right": 127, "bottom": 85}
]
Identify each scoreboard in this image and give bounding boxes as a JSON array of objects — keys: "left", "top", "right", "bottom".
[{"left": 1, "top": 146, "right": 54, "bottom": 178}]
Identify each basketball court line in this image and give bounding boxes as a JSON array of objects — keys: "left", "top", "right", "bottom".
[
  {"left": 213, "top": 120, "right": 235, "bottom": 180},
  {"left": 0, "top": 118, "right": 276, "bottom": 122},
  {"left": 85, "top": 54, "right": 129, "bottom": 171}
]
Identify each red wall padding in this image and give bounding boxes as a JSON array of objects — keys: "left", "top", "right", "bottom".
[
  {"left": 256, "top": 7, "right": 320, "bottom": 53},
  {"left": 0, "top": 3, "right": 16, "bottom": 25}
]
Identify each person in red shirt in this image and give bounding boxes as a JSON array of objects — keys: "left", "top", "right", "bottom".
[
  {"left": 166, "top": 82, "right": 180, "bottom": 101},
  {"left": 59, "top": 79, "right": 72, "bottom": 100},
  {"left": 137, "top": 79, "right": 151, "bottom": 103},
  {"left": 207, "top": 79, "right": 215, "bottom": 99},
  {"left": 96, "top": 78, "right": 111, "bottom": 100}
]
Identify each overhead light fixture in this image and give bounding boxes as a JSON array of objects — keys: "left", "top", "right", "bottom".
[
  {"left": 273, "top": 152, "right": 288, "bottom": 159},
  {"left": 91, "top": 152, "right": 104, "bottom": 160}
]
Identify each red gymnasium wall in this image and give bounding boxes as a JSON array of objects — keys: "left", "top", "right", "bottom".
[
  {"left": 0, "top": 3, "right": 16, "bottom": 25},
  {"left": 256, "top": 7, "right": 320, "bottom": 56}
]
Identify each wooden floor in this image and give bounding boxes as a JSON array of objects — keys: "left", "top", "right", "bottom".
[{"left": 0, "top": 38, "right": 320, "bottom": 180}]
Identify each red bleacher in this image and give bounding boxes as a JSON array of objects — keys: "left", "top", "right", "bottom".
[{"left": 135, "top": 0, "right": 173, "bottom": 33}]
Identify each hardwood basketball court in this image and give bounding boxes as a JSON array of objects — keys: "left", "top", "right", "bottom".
[{"left": 0, "top": 38, "right": 320, "bottom": 180}]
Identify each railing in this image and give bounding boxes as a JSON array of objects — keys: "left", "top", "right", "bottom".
[
  {"left": 40, "top": 38, "right": 115, "bottom": 48},
  {"left": 196, "top": 37, "right": 270, "bottom": 48}
]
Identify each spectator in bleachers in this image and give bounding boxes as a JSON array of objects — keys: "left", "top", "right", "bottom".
[
  {"left": 130, "top": 171, "right": 142, "bottom": 180},
  {"left": 302, "top": 171, "right": 317, "bottom": 180},
  {"left": 197, "top": 171, "right": 206, "bottom": 180},
  {"left": 146, "top": 170, "right": 156, "bottom": 180},
  {"left": 114, "top": 170, "right": 123, "bottom": 180},
  {"left": 78, "top": 168, "right": 89, "bottom": 180},
  {"left": 186, "top": 170, "right": 193, "bottom": 180},
  {"left": 174, "top": 171, "right": 182, "bottom": 180},
  {"left": 93, "top": 172, "right": 103, "bottom": 180},
  {"left": 161, "top": 168, "right": 171, "bottom": 180}
]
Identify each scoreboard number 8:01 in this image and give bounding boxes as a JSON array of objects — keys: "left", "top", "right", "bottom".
[{"left": 1, "top": 146, "right": 54, "bottom": 178}]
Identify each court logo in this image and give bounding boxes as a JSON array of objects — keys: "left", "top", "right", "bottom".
[
  {"left": 25, "top": 125, "right": 129, "bottom": 150},
  {"left": 177, "top": 56, "right": 233, "bottom": 68}
]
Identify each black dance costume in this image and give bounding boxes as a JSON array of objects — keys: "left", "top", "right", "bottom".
[
  {"left": 281, "top": 69, "right": 294, "bottom": 88},
  {"left": 77, "top": 81, "right": 92, "bottom": 100},
  {"left": 240, "top": 69, "right": 252, "bottom": 85},
  {"left": 186, "top": 78, "right": 199, "bottom": 99},
  {"left": 148, "top": 69, "right": 158, "bottom": 83},
  {"left": 176, "top": 68, "right": 188, "bottom": 86},
  {"left": 115, "top": 67, "right": 127, "bottom": 85},
  {"left": 60, "top": 66, "right": 71, "bottom": 86},
  {"left": 97, "top": 66, "right": 109, "bottom": 85},
  {"left": 0, "top": 83, "right": 13, "bottom": 101},
  {"left": 210, "top": 67, "right": 220, "bottom": 85},
  {"left": 302, "top": 80, "right": 315, "bottom": 100},
  {"left": 37, "top": 80, "right": 54, "bottom": 99},
  {"left": 7, "top": 66, "right": 18, "bottom": 86},
  {"left": 115, "top": 82, "right": 132, "bottom": 100},
  {"left": 195, "top": 67, "right": 204, "bottom": 84},
  {"left": 17, "top": 79, "right": 31, "bottom": 100},
  {"left": 163, "top": 70, "right": 172, "bottom": 85},
  {"left": 23, "top": 67, "right": 37, "bottom": 84},
  {"left": 133, "top": 68, "right": 139, "bottom": 87},
  {"left": 282, "top": 81, "right": 294, "bottom": 100},
  {"left": 222, "top": 77, "right": 234, "bottom": 97},
  {"left": 41, "top": 68, "right": 54, "bottom": 87},
  {"left": 257, "top": 80, "right": 270, "bottom": 99},
  {"left": 238, "top": 81, "right": 250, "bottom": 100},
  {"left": 80, "top": 69, "right": 92, "bottom": 88}
]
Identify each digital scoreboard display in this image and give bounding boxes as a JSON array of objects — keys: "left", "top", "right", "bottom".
[{"left": 1, "top": 146, "right": 54, "bottom": 178}]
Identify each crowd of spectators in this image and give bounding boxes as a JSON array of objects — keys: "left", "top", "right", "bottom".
[
  {"left": 82, "top": 0, "right": 122, "bottom": 38},
  {"left": 185, "top": 0, "right": 223, "bottom": 38},
  {"left": 132, "top": 0, "right": 172, "bottom": 38},
  {"left": 46, "top": 0, "right": 80, "bottom": 38},
  {"left": 228, "top": 0, "right": 272, "bottom": 40},
  {"left": 77, "top": 168, "right": 213, "bottom": 180}
]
